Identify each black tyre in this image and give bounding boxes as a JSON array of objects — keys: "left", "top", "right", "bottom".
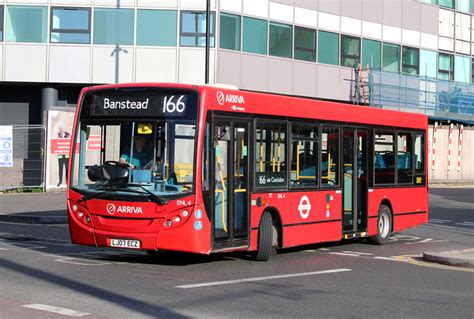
[
  {"left": 368, "top": 204, "right": 392, "bottom": 245},
  {"left": 255, "top": 211, "right": 273, "bottom": 261}
]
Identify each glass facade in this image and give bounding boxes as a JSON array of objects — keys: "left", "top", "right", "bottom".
[
  {"left": 269, "top": 22, "right": 292, "bottom": 58},
  {"left": 454, "top": 55, "right": 470, "bottom": 83},
  {"left": 51, "top": 7, "right": 90, "bottom": 44},
  {"left": 402, "top": 47, "right": 419, "bottom": 75},
  {"left": 420, "top": 50, "right": 437, "bottom": 78},
  {"left": 6, "top": 6, "right": 48, "bottom": 43},
  {"left": 94, "top": 8, "right": 134, "bottom": 45},
  {"left": 180, "top": 11, "right": 215, "bottom": 47},
  {"left": 362, "top": 39, "right": 381, "bottom": 69},
  {"left": 382, "top": 43, "right": 400, "bottom": 72},
  {"left": 0, "top": 6, "right": 3, "bottom": 41},
  {"left": 220, "top": 13, "right": 240, "bottom": 51},
  {"left": 294, "top": 27, "right": 316, "bottom": 62},
  {"left": 137, "top": 10, "right": 176, "bottom": 46},
  {"left": 341, "top": 35, "right": 360, "bottom": 67},
  {"left": 439, "top": 0, "right": 454, "bottom": 8},
  {"left": 318, "top": 31, "right": 339, "bottom": 65},
  {"left": 243, "top": 17, "right": 267, "bottom": 55},
  {"left": 438, "top": 53, "right": 454, "bottom": 80},
  {"left": 456, "top": 0, "right": 471, "bottom": 12}
]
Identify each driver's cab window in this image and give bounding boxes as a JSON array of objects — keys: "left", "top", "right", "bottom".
[{"left": 72, "top": 120, "right": 195, "bottom": 194}]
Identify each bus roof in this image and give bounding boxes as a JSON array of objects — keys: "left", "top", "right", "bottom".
[{"left": 80, "top": 83, "right": 427, "bottom": 130}]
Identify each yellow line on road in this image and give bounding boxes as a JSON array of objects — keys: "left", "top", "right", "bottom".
[{"left": 395, "top": 254, "right": 474, "bottom": 273}]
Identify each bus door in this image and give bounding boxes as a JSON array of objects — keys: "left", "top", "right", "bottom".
[
  {"left": 212, "top": 119, "right": 250, "bottom": 250},
  {"left": 342, "top": 128, "right": 368, "bottom": 236}
]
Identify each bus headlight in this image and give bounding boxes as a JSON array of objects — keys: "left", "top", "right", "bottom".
[
  {"left": 173, "top": 216, "right": 181, "bottom": 223},
  {"left": 181, "top": 210, "right": 189, "bottom": 217},
  {"left": 72, "top": 205, "right": 78, "bottom": 212},
  {"left": 78, "top": 211, "right": 84, "bottom": 218}
]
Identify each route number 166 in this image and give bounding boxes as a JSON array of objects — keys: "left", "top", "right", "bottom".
[{"left": 163, "top": 95, "right": 186, "bottom": 113}]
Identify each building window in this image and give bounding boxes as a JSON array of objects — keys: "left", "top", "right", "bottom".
[
  {"left": 456, "top": 0, "right": 471, "bottom": 12},
  {"left": 439, "top": 0, "right": 454, "bottom": 8},
  {"left": 438, "top": 53, "right": 454, "bottom": 80},
  {"left": 6, "top": 6, "right": 48, "bottom": 43},
  {"left": 255, "top": 121, "right": 287, "bottom": 188},
  {"left": 402, "top": 47, "right": 419, "bottom": 75},
  {"left": 471, "top": 58, "right": 474, "bottom": 83},
  {"left": 341, "top": 35, "right": 360, "bottom": 67},
  {"left": 318, "top": 31, "right": 339, "bottom": 65},
  {"left": 180, "top": 11, "right": 215, "bottom": 47},
  {"left": 454, "top": 55, "right": 470, "bottom": 83},
  {"left": 243, "top": 16, "right": 267, "bottom": 55},
  {"left": 291, "top": 124, "right": 318, "bottom": 187},
  {"left": 93, "top": 8, "right": 134, "bottom": 45},
  {"left": 269, "top": 22, "right": 292, "bottom": 58},
  {"left": 362, "top": 39, "right": 381, "bottom": 69},
  {"left": 220, "top": 12, "right": 240, "bottom": 51},
  {"left": 420, "top": 50, "right": 437, "bottom": 78},
  {"left": 374, "top": 133, "right": 395, "bottom": 184},
  {"left": 382, "top": 43, "right": 400, "bottom": 72},
  {"left": 321, "top": 125, "right": 339, "bottom": 187},
  {"left": 0, "top": 6, "right": 4, "bottom": 41},
  {"left": 137, "top": 10, "right": 176, "bottom": 46},
  {"left": 294, "top": 27, "right": 316, "bottom": 62},
  {"left": 397, "top": 132, "right": 413, "bottom": 184},
  {"left": 50, "top": 7, "right": 90, "bottom": 44}
]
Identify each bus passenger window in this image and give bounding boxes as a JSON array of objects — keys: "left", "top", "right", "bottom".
[
  {"left": 291, "top": 124, "right": 318, "bottom": 187},
  {"left": 321, "top": 126, "right": 339, "bottom": 186},
  {"left": 397, "top": 132, "right": 412, "bottom": 184},
  {"left": 255, "top": 121, "right": 287, "bottom": 188},
  {"left": 375, "top": 133, "right": 395, "bottom": 184},
  {"left": 414, "top": 133, "right": 425, "bottom": 185}
]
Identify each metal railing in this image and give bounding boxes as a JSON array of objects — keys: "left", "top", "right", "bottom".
[{"left": 0, "top": 125, "right": 46, "bottom": 192}]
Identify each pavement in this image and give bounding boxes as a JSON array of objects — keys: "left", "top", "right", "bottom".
[
  {"left": 0, "top": 188, "right": 473, "bottom": 269},
  {"left": 0, "top": 191, "right": 67, "bottom": 224}
]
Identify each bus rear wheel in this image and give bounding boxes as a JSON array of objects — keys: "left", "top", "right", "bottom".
[
  {"left": 255, "top": 211, "right": 273, "bottom": 261},
  {"left": 368, "top": 204, "right": 392, "bottom": 245}
]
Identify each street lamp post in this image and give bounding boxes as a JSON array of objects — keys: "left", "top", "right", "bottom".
[{"left": 205, "top": 0, "right": 211, "bottom": 84}]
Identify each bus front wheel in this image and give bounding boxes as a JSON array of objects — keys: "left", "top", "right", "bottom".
[
  {"left": 255, "top": 211, "right": 273, "bottom": 261},
  {"left": 368, "top": 205, "right": 392, "bottom": 245}
]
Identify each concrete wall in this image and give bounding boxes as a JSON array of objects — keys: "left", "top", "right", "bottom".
[{"left": 428, "top": 124, "right": 474, "bottom": 181}]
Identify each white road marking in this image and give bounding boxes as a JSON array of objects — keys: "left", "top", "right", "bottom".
[
  {"left": 374, "top": 256, "right": 399, "bottom": 261},
  {"left": 318, "top": 248, "right": 330, "bottom": 251},
  {"left": 455, "top": 223, "right": 474, "bottom": 227},
  {"left": 55, "top": 257, "right": 112, "bottom": 266},
  {"left": 341, "top": 251, "right": 373, "bottom": 256},
  {"left": 175, "top": 268, "right": 352, "bottom": 289},
  {"left": 22, "top": 304, "right": 89, "bottom": 317},
  {"left": 329, "top": 252, "right": 361, "bottom": 257},
  {"left": 429, "top": 219, "right": 452, "bottom": 223},
  {"left": 0, "top": 247, "right": 9, "bottom": 251}
]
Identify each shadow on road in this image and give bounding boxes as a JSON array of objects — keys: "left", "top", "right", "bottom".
[{"left": 0, "top": 257, "right": 188, "bottom": 318}]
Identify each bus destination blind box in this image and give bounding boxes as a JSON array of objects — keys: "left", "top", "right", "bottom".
[{"left": 90, "top": 93, "right": 190, "bottom": 117}]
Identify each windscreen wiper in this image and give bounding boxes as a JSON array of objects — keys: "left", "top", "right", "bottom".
[{"left": 128, "top": 184, "right": 168, "bottom": 206}]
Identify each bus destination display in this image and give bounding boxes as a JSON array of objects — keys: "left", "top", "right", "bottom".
[{"left": 90, "top": 93, "right": 190, "bottom": 117}]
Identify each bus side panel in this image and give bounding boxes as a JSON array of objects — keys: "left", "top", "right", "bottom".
[
  {"left": 368, "top": 187, "right": 428, "bottom": 236},
  {"left": 250, "top": 190, "right": 342, "bottom": 249}
]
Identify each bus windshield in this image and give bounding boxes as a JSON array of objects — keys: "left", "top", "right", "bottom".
[{"left": 70, "top": 88, "right": 198, "bottom": 198}]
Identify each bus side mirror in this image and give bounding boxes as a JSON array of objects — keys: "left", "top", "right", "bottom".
[{"left": 88, "top": 163, "right": 129, "bottom": 184}]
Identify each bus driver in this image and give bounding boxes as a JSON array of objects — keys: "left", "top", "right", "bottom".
[{"left": 119, "top": 135, "right": 154, "bottom": 169}]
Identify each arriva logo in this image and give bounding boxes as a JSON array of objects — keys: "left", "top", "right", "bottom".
[
  {"left": 216, "top": 90, "right": 245, "bottom": 106},
  {"left": 106, "top": 203, "right": 143, "bottom": 215}
]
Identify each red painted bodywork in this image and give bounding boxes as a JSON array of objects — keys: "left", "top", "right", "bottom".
[{"left": 67, "top": 83, "right": 428, "bottom": 255}]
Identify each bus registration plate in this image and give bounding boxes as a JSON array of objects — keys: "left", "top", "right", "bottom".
[{"left": 110, "top": 239, "right": 141, "bottom": 249}]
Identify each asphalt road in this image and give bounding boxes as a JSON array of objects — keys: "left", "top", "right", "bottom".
[{"left": 0, "top": 189, "right": 473, "bottom": 318}]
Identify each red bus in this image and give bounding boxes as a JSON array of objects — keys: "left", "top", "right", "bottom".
[{"left": 67, "top": 83, "right": 428, "bottom": 261}]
